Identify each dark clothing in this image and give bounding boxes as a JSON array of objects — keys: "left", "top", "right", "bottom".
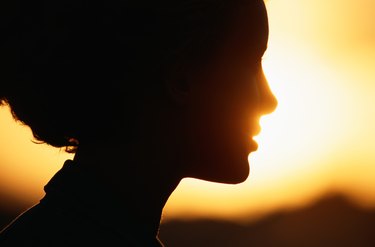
[{"left": 0, "top": 160, "right": 164, "bottom": 247}]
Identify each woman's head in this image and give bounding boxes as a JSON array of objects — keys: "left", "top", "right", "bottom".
[
  {"left": 0, "top": 0, "right": 276, "bottom": 183},
  {"left": 175, "top": 0, "right": 277, "bottom": 183}
]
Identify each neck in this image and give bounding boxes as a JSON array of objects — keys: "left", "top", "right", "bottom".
[
  {"left": 71, "top": 138, "right": 182, "bottom": 241},
  {"left": 69, "top": 103, "right": 186, "bottom": 241}
]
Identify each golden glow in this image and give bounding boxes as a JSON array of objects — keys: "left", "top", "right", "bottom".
[
  {"left": 0, "top": 107, "right": 73, "bottom": 202},
  {"left": 1, "top": 0, "right": 374, "bottom": 222},
  {"left": 164, "top": 0, "right": 375, "bottom": 220}
]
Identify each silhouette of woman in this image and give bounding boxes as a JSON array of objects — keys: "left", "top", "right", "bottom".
[{"left": 0, "top": 0, "right": 277, "bottom": 246}]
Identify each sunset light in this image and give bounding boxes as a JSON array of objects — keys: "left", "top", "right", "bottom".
[
  {"left": 163, "top": 0, "right": 375, "bottom": 221},
  {"left": 1, "top": 0, "right": 374, "bottom": 228}
]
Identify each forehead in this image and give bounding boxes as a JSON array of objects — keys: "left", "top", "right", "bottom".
[{"left": 219, "top": 0, "right": 269, "bottom": 61}]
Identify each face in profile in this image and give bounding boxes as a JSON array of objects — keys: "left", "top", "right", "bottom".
[{"left": 181, "top": 1, "right": 277, "bottom": 184}]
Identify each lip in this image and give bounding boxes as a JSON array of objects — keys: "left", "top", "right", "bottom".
[
  {"left": 252, "top": 125, "right": 262, "bottom": 137},
  {"left": 249, "top": 125, "right": 261, "bottom": 151},
  {"left": 244, "top": 124, "right": 261, "bottom": 152},
  {"left": 248, "top": 137, "right": 259, "bottom": 152}
]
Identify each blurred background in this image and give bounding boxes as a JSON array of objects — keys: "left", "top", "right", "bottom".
[{"left": 1, "top": 0, "right": 374, "bottom": 246}]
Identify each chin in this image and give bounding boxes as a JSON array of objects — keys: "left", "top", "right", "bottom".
[
  {"left": 194, "top": 157, "right": 251, "bottom": 185},
  {"left": 217, "top": 163, "right": 250, "bottom": 184}
]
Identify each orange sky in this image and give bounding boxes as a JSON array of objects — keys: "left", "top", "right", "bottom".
[{"left": 1, "top": 0, "right": 374, "bottom": 222}]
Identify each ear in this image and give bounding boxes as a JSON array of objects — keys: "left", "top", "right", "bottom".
[{"left": 164, "top": 68, "right": 191, "bottom": 105}]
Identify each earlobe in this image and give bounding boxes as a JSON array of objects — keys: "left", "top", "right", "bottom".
[{"left": 164, "top": 75, "right": 191, "bottom": 105}]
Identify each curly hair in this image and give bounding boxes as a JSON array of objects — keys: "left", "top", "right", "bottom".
[{"left": 0, "top": 0, "right": 265, "bottom": 152}]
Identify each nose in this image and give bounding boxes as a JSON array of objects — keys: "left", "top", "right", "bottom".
[{"left": 258, "top": 68, "right": 278, "bottom": 115}]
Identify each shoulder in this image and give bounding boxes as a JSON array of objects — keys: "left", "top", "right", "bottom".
[
  {"left": 0, "top": 203, "right": 56, "bottom": 246},
  {"left": 0, "top": 201, "right": 140, "bottom": 246},
  {"left": 0, "top": 202, "right": 79, "bottom": 246}
]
